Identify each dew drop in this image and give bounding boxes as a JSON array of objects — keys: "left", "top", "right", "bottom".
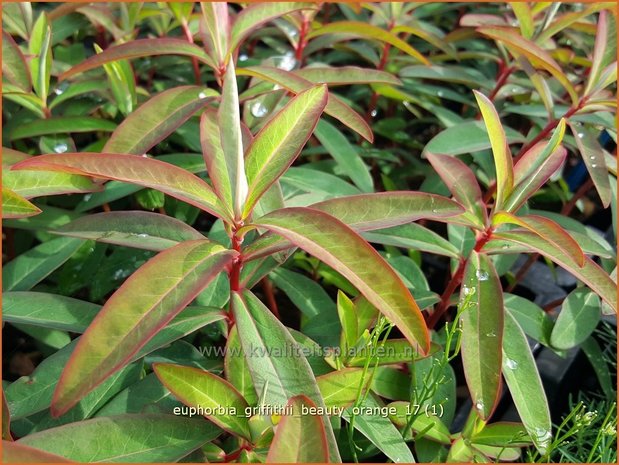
[
  {"left": 239, "top": 53, "right": 249, "bottom": 62},
  {"left": 198, "top": 91, "right": 208, "bottom": 99},
  {"left": 485, "top": 331, "right": 496, "bottom": 337},
  {"left": 83, "top": 194, "right": 92, "bottom": 201},
  {"left": 506, "top": 358, "right": 518, "bottom": 369},
  {"left": 577, "top": 133, "right": 584, "bottom": 139},
  {"left": 475, "top": 400, "right": 485, "bottom": 411},
  {"left": 476, "top": 269, "right": 489, "bottom": 281},
  {"left": 462, "top": 285, "right": 476, "bottom": 296},
  {"left": 54, "top": 81, "right": 69, "bottom": 95},
  {"left": 591, "top": 163, "right": 597, "bottom": 168},
  {"left": 437, "top": 90, "right": 444, "bottom": 97},
  {"left": 370, "top": 109, "right": 378, "bottom": 118},
  {"left": 53, "top": 142, "right": 69, "bottom": 153},
  {"left": 275, "top": 53, "right": 297, "bottom": 71},
  {"left": 501, "top": 244, "right": 511, "bottom": 249},
  {"left": 141, "top": 154, "right": 149, "bottom": 158},
  {"left": 431, "top": 209, "right": 439, "bottom": 213},
  {"left": 251, "top": 102, "right": 269, "bottom": 118}
]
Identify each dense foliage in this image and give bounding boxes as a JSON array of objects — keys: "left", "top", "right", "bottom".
[{"left": 2, "top": 2, "right": 617, "bottom": 463}]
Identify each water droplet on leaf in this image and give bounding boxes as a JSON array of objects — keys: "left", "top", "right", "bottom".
[
  {"left": 506, "top": 358, "right": 518, "bottom": 369},
  {"left": 476, "top": 269, "right": 489, "bottom": 281},
  {"left": 53, "top": 142, "right": 69, "bottom": 153},
  {"left": 251, "top": 102, "right": 269, "bottom": 118}
]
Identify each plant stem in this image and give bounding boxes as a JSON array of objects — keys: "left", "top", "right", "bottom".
[
  {"left": 366, "top": 20, "right": 395, "bottom": 121},
  {"left": 488, "top": 64, "right": 515, "bottom": 102},
  {"left": 261, "top": 277, "right": 280, "bottom": 319},
  {"left": 181, "top": 20, "right": 202, "bottom": 85}
]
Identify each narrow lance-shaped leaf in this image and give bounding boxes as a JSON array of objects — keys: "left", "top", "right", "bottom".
[
  {"left": 2, "top": 391, "right": 11, "bottom": 441},
  {"left": 511, "top": 3, "right": 534, "bottom": 38},
  {"left": 2, "top": 31, "right": 31, "bottom": 92},
  {"left": 50, "top": 240, "right": 236, "bottom": 417},
  {"left": 16, "top": 414, "right": 220, "bottom": 463},
  {"left": 493, "top": 212, "right": 585, "bottom": 267},
  {"left": 94, "top": 43, "right": 136, "bottom": 116},
  {"left": 254, "top": 207, "right": 430, "bottom": 353},
  {"left": 584, "top": 10, "right": 610, "bottom": 96},
  {"left": 568, "top": 122, "right": 611, "bottom": 208},
  {"left": 12, "top": 153, "right": 230, "bottom": 221},
  {"left": 60, "top": 39, "right": 217, "bottom": 81},
  {"left": 3, "top": 442, "right": 74, "bottom": 463},
  {"left": 243, "top": 85, "right": 328, "bottom": 217},
  {"left": 219, "top": 62, "right": 249, "bottom": 219},
  {"left": 295, "top": 66, "right": 401, "bottom": 86},
  {"left": 550, "top": 288, "right": 601, "bottom": 350},
  {"left": 266, "top": 395, "right": 329, "bottom": 463},
  {"left": 103, "top": 86, "right": 217, "bottom": 155},
  {"left": 474, "top": 90, "right": 513, "bottom": 210},
  {"left": 2, "top": 187, "right": 41, "bottom": 219},
  {"left": 9, "top": 117, "right": 117, "bottom": 141},
  {"left": 460, "top": 251, "right": 503, "bottom": 420},
  {"left": 3, "top": 170, "right": 100, "bottom": 199},
  {"left": 231, "top": 290, "right": 341, "bottom": 462},
  {"left": 29, "top": 13, "right": 52, "bottom": 101},
  {"left": 306, "top": 21, "right": 430, "bottom": 65},
  {"left": 153, "top": 363, "right": 251, "bottom": 440},
  {"left": 502, "top": 311, "right": 552, "bottom": 454},
  {"left": 52, "top": 211, "right": 204, "bottom": 251}
]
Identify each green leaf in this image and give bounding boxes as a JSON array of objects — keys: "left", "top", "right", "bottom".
[
  {"left": 53, "top": 211, "right": 204, "bottom": 251},
  {"left": 12, "top": 153, "right": 229, "bottom": 220},
  {"left": 243, "top": 85, "right": 328, "bottom": 217},
  {"left": 550, "top": 288, "right": 601, "bottom": 350},
  {"left": 307, "top": 21, "right": 429, "bottom": 65},
  {"left": 581, "top": 336, "right": 615, "bottom": 398},
  {"left": 16, "top": 414, "right": 220, "bottom": 462},
  {"left": 388, "top": 401, "right": 452, "bottom": 444},
  {"left": 2, "top": 391, "right": 11, "bottom": 441},
  {"left": 1, "top": 187, "right": 41, "bottom": 219},
  {"left": 9, "top": 117, "right": 117, "bottom": 140},
  {"left": 50, "top": 241, "right": 236, "bottom": 416},
  {"left": 422, "top": 120, "right": 525, "bottom": 157},
  {"left": 460, "top": 251, "right": 503, "bottom": 420},
  {"left": 231, "top": 290, "right": 341, "bottom": 462},
  {"left": 29, "top": 13, "right": 52, "bottom": 101},
  {"left": 316, "top": 368, "right": 369, "bottom": 408},
  {"left": 2, "top": 292, "right": 100, "bottom": 333},
  {"left": 345, "top": 339, "right": 429, "bottom": 367},
  {"left": 237, "top": 66, "right": 372, "bottom": 141},
  {"left": 502, "top": 311, "right": 552, "bottom": 455},
  {"left": 200, "top": 2, "right": 229, "bottom": 66},
  {"left": 490, "top": 231, "right": 617, "bottom": 312},
  {"left": 95, "top": 43, "right": 136, "bottom": 116},
  {"left": 337, "top": 291, "right": 358, "bottom": 352},
  {"left": 471, "top": 422, "right": 532, "bottom": 447},
  {"left": 153, "top": 363, "right": 251, "bottom": 440},
  {"left": 266, "top": 395, "right": 329, "bottom": 463},
  {"left": 474, "top": 91, "right": 513, "bottom": 210},
  {"left": 230, "top": 3, "right": 315, "bottom": 56},
  {"left": 2, "top": 31, "right": 31, "bottom": 92},
  {"left": 60, "top": 38, "right": 216, "bottom": 80},
  {"left": 103, "top": 86, "right": 216, "bottom": 155},
  {"left": 254, "top": 207, "right": 429, "bottom": 354},
  {"left": 296, "top": 66, "right": 401, "bottom": 86},
  {"left": 568, "top": 122, "right": 612, "bottom": 208},
  {"left": 504, "top": 294, "right": 553, "bottom": 346},
  {"left": 270, "top": 268, "right": 335, "bottom": 318},
  {"left": 224, "top": 325, "right": 257, "bottom": 406},
  {"left": 511, "top": 3, "right": 534, "bottom": 38},
  {"left": 3, "top": 442, "right": 74, "bottom": 463},
  {"left": 3, "top": 169, "right": 99, "bottom": 199},
  {"left": 400, "top": 64, "right": 494, "bottom": 88},
  {"left": 478, "top": 27, "right": 578, "bottom": 104},
  {"left": 2, "top": 237, "right": 84, "bottom": 292},
  {"left": 584, "top": 10, "right": 614, "bottom": 95},
  {"left": 315, "top": 119, "right": 374, "bottom": 193}
]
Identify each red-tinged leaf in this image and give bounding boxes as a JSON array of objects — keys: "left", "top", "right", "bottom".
[
  {"left": 306, "top": 21, "right": 430, "bottom": 65},
  {"left": 2, "top": 147, "right": 31, "bottom": 166},
  {"left": 230, "top": 3, "right": 316, "bottom": 56},
  {"left": 2, "top": 187, "right": 41, "bottom": 219},
  {"left": 200, "top": 2, "right": 229, "bottom": 66},
  {"left": 3, "top": 441, "right": 73, "bottom": 462},
  {"left": 536, "top": 3, "right": 610, "bottom": 44},
  {"left": 489, "top": 231, "right": 617, "bottom": 313},
  {"left": 153, "top": 363, "right": 251, "bottom": 440},
  {"left": 584, "top": 10, "right": 611, "bottom": 95},
  {"left": 60, "top": 39, "right": 217, "bottom": 81},
  {"left": 200, "top": 109, "right": 233, "bottom": 215},
  {"left": 3, "top": 170, "right": 100, "bottom": 199},
  {"left": 390, "top": 24, "right": 456, "bottom": 58},
  {"left": 29, "top": 13, "right": 52, "bottom": 101},
  {"left": 460, "top": 251, "right": 503, "bottom": 421},
  {"left": 50, "top": 240, "right": 236, "bottom": 416},
  {"left": 511, "top": 3, "right": 534, "bottom": 39},
  {"left": 103, "top": 86, "right": 217, "bottom": 155},
  {"left": 254, "top": 207, "right": 430, "bottom": 354},
  {"left": 9, "top": 117, "right": 117, "bottom": 140},
  {"left": 477, "top": 27, "right": 578, "bottom": 104},
  {"left": 474, "top": 90, "right": 513, "bottom": 211},
  {"left": 426, "top": 153, "right": 487, "bottom": 227},
  {"left": 12, "top": 153, "right": 229, "bottom": 220},
  {"left": 236, "top": 66, "right": 373, "bottom": 141},
  {"left": 266, "top": 395, "right": 329, "bottom": 463},
  {"left": 311, "top": 192, "right": 464, "bottom": 230},
  {"left": 493, "top": 212, "right": 585, "bottom": 267},
  {"left": 506, "top": 121, "right": 567, "bottom": 212},
  {"left": 295, "top": 66, "right": 401, "bottom": 86},
  {"left": 2, "top": 391, "right": 11, "bottom": 441},
  {"left": 568, "top": 122, "right": 612, "bottom": 208},
  {"left": 2, "top": 31, "right": 31, "bottom": 92},
  {"left": 243, "top": 85, "right": 328, "bottom": 217},
  {"left": 53, "top": 211, "right": 204, "bottom": 251}
]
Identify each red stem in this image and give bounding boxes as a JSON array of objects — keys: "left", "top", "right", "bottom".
[
  {"left": 295, "top": 17, "right": 309, "bottom": 63},
  {"left": 181, "top": 20, "right": 201, "bottom": 85},
  {"left": 488, "top": 65, "right": 516, "bottom": 102},
  {"left": 366, "top": 20, "right": 395, "bottom": 121},
  {"left": 261, "top": 277, "right": 280, "bottom": 319}
]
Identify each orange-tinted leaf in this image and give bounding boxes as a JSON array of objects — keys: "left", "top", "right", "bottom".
[
  {"left": 3, "top": 441, "right": 73, "bottom": 462},
  {"left": 295, "top": 66, "right": 401, "bottom": 86},
  {"left": 2, "top": 187, "right": 41, "bottom": 219}
]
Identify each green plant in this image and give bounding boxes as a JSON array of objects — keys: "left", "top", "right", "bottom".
[{"left": 2, "top": 2, "right": 616, "bottom": 463}]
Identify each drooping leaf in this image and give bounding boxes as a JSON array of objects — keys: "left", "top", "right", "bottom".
[
  {"left": 60, "top": 38, "right": 217, "bottom": 80},
  {"left": 266, "top": 395, "right": 329, "bottom": 463},
  {"left": 12, "top": 153, "right": 229, "bottom": 220},
  {"left": 153, "top": 363, "right": 251, "bottom": 440},
  {"left": 231, "top": 290, "right": 341, "bottom": 462},
  {"left": 53, "top": 211, "right": 204, "bottom": 251},
  {"left": 460, "top": 251, "right": 503, "bottom": 420},
  {"left": 16, "top": 414, "right": 220, "bottom": 463},
  {"left": 2, "top": 31, "right": 31, "bottom": 92},
  {"left": 1, "top": 187, "right": 41, "bottom": 219},
  {"left": 50, "top": 240, "right": 236, "bottom": 416},
  {"left": 236, "top": 66, "right": 372, "bottom": 141},
  {"left": 502, "top": 311, "right": 552, "bottom": 455},
  {"left": 254, "top": 207, "right": 429, "bottom": 353},
  {"left": 3, "top": 442, "right": 74, "bottom": 463},
  {"left": 103, "top": 86, "right": 217, "bottom": 155},
  {"left": 550, "top": 288, "right": 601, "bottom": 350},
  {"left": 3, "top": 169, "right": 99, "bottom": 199},
  {"left": 243, "top": 85, "right": 328, "bottom": 217},
  {"left": 474, "top": 91, "right": 513, "bottom": 210},
  {"left": 307, "top": 21, "right": 430, "bottom": 65},
  {"left": 8, "top": 117, "right": 117, "bottom": 140}
]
